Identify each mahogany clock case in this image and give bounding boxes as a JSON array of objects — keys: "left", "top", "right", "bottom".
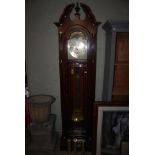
[{"left": 55, "top": 3, "right": 100, "bottom": 150}]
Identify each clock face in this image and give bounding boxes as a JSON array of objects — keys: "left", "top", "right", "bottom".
[{"left": 67, "top": 32, "right": 87, "bottom": 59}]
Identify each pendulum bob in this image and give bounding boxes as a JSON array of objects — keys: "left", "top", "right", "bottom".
[
  {"left": 71, "top": 110, "right": 84, "bottom": 132},
  {"left": 71, "top": 111, "right": 84, "bottom": 123}
]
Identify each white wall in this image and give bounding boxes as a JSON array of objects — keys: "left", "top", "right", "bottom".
[{"left": 25, "top": 0, "right": 129, "bottom": 133}]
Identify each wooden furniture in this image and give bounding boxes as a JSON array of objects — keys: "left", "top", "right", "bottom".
[
  {"left": 102, "top": 21, "right": 129, "bottom": 102},
  {"left": 55, "top": 2, "right": 100, "bottom": 150}
]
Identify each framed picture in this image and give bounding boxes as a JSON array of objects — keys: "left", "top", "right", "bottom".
[{"left": 96, "top": 105, "right": 129, "bottom": 155}]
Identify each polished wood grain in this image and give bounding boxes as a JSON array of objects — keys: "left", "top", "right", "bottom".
[{"left": 112, "top": 32, "right": 129, "bottom": 101}]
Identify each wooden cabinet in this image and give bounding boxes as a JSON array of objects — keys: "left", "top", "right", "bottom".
[{"left": 102, "top": 21, "right": 129, "bottom": 101}]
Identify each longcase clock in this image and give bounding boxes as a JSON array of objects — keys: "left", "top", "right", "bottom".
[{"left": 55, "top": 3, "right": 100, "bottom": 149}]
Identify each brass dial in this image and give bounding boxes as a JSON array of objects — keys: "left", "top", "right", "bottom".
[{"left": 67, "top": 32, "right": 87, "bottom": 59}]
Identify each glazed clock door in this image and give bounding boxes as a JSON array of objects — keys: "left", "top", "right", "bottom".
[
  {"left": 68, "top": 62, "right": 88, "bottom": 126},
  {"left": 55, "top": 2, "right": 100, "bottom": 150}
]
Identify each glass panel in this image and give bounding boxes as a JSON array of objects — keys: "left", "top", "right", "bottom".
[
  {"left": 101, "top": 111, "right": 129, "bottom": 155},
  {"left": 71, "top": 67, "right": 84, "bottom": 122}
]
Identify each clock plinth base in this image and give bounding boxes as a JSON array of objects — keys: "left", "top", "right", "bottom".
[{"left": 60, "top": 132, "right": 92, "bottom": 151}]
